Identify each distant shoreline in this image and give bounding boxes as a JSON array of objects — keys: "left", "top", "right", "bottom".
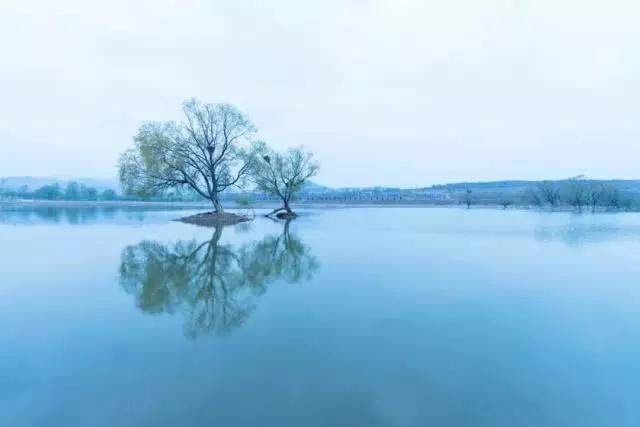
[{"left": 0, "top": 199, "right": 636, "bottom": 213}]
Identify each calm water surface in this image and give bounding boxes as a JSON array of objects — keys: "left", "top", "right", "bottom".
[{"left": 1, "top": 206, "right": 640, "bottom": 426}]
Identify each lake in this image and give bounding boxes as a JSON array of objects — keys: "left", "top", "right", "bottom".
[{"left": 1, "top": 205, "right": 639, "bottom": 426}]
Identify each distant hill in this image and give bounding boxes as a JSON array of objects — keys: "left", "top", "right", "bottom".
[
  {"left": 330, "top": 179, "right": 640, "bottom": 194},
  {"left": 6, "top": 176, "right": 640, "bottom": 195},
  {"left": 4, "top": 177, "right": 640, "bottom": 207},
  {"left": 427, "top": 179, "right": 640, "bottom": 194}
]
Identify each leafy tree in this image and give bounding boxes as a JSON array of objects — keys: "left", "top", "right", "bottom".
[
  {"left": 82, "top": 185, "right": 98, "bottom": 201},
  {"left": 64, "top": 182, "right": 81, "bottom": 200},
  {"left": 62, "top": 182, "right": 99, "bottom": 200},
  {"left": 252, "top": 144, "right": 319, "bottom": 217},
  {"left": 34, "top": 184, "right": 61, "bottom": 200},
  {"left": 101, "top": 189, "right": 118, "bottom": 200},
  {"left": 17, "top": 185, "right": 30, "bottom": 197},
  {"left": 118, "top": 99, "right": 258, "bottom": 213}
]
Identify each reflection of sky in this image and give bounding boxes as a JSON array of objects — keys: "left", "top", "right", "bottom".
[
  {"left": 534, "top": 222, "right": 640, "bottom": 246},
  {"left": 119, "top": 222, "right": 319, "bottom": 338},
  {"left": 0, "top": 205, "right": 225, "bottom": 226},
  {"left": 2, "top": 207, "right": 640, "bottom": 426},
  {"left": 4, "top": 205, "right": 640, "bottom": 246},
  {"left": 376, "top": 208, "right": 640, "bottom": 247}
]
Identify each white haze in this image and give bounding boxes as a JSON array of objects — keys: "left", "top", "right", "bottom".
[{"left": 1, "top": 0, "right": 639, "bottom": 187}]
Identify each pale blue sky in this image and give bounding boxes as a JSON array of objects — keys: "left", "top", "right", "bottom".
[{"left": 1, "top": 0, "right": 638, "bottom": 187}]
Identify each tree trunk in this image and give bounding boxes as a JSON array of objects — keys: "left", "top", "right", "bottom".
[
  {"left": 265, "top": 196, "right": 292, "bottom": 218},
  {"left": 265, "top": 206, "right": 286, "bottom": 217},
  {"left": 211, "top": 195, "right": 224, "bottom": 214}
]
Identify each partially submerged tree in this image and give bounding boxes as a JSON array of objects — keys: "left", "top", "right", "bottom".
[
  {"left": 462, "top": 189, "right": 473, "bottom": 209},
  {"left": 119, "top": 99, "right": 257, "bottom": 214},
  {"left": 538, "top": 181, "right": 561, "bottom": 207},
  {"left": 252, "top": 144, "right": 319, "bottom": 218},
  {"left": 564, "top": 178, "right": 588, "bottom": 210},
  {"left": 603, "top": 184, "right": 622, "bottom": 209},
  {"left": 523, "top": 188, "right": 542, "bottom": 207},
  {"left": 587, "top": 182, "right": 604, "bottom": 211}
]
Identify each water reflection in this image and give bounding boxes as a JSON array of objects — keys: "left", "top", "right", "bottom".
[
  {"left": 119, "top": 221, "right": 319, "bottom": 338},
  {"left": 0, "top": 204, "right": 197, "bottom": 225},
  {"left": 533, "top": 222, "right": 640, "bottom": 246}
]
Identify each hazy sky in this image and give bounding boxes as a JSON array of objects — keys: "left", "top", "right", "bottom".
[{"left": 1, "top": 0, "right": 639, "bottom": 187}]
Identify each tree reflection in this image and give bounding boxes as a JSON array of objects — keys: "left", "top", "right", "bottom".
[{"left": 119, "top": 221, "right": 318, "bottom": 338}]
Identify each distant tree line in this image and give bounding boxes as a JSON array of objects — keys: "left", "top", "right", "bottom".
[
  {"left": 0, "top": 182, "right": 118, "bottom": 201},
  {"left": 3, "top": 178, "right": 637, "bottom": 213},
  {"left": 525, "top": 178, "right": 633, "bottom": 210},
  {"left": 458, "top": 177, "right": 637, "bottom": 211}
]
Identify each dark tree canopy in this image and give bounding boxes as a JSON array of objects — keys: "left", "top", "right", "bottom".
[
  {"left": 119, "top": 99, "right": 258, "bottom": 213},
  {"left": 252, "top": 144, "right": 319, "bottom": 216},
  {"left": 34, "top": 184, "right": 62, "bottom": 200}
]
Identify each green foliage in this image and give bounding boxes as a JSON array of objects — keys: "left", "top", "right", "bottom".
[
  {"left": 119, "top": 224, "right": 318, "bottom": 338},
  {"left": 119, "top": 122, "right": 177, "bottom": 198},
  {"left": 59, "top": 182, "right": 100, "bottom": 200},
  {"left": 118, "top": 99, "right": 259, "bottom": 212},
  {"left": 251, "top": 143, "right": 319, "bottom": 213}
]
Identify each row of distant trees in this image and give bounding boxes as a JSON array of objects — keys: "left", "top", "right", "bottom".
[
  {"left": 460, "top": 178, "right": 635, "bottom": 210},
  {"left": 527, "top": 179, "right": 630, "bottom": 210},
  {"left": 0, "top": 182, "right": 118, "bottom": 201}
]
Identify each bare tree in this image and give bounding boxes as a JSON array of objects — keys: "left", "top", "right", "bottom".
[
  {"left": 564, "top": 178, "right": 588, "bottom": 210},
  {"left": 118, "top": 99, "right": 258, "bottom": 214},
  {"left": 587, "top": 182, "right": 604, "bottom": 211},
  {"left": 524, "top": 188, "right": 542, "bottom": 207},
  {"left": 538, "top": 181, "right": 561, "bottom": 207},
  {"left": 462, "top": 189, "right": 473, "bottom": 209},
  {"left": 602, "top": 185, "right": 622, "bottom": 209},
  {"left": 252, "top": 144, "right": 319, "bottom": 217},
  {"left": 500, "top": 199, "right": 512, "bottom": 209}
]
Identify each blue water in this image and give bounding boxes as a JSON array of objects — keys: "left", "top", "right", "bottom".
[{"left": 1, "top": 206, "right": 639, "bottom": 426}]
